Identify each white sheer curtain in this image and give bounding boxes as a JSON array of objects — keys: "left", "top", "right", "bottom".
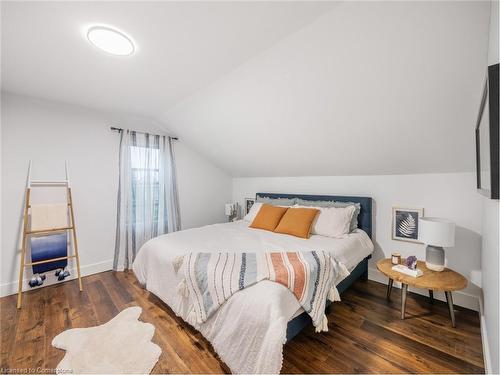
[{"left": 114, "top": 130, "right": 181, "bottom": 271}]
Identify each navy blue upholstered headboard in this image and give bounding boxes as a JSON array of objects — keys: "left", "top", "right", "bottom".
[{"left": 255, "top": 193, "right": 373, "bottom": 239}]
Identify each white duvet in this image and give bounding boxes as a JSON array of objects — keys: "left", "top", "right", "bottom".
[{"left": 133, "top": 220, "right": 373, "bottom": 374}]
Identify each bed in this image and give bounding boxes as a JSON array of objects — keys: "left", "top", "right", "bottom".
[{"left": 133, "top": 193, "right": 373, "bottom": 374}]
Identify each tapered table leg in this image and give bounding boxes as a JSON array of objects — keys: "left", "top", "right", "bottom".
[
  {"left": 429, "top": 290, "right": 434, "bottom": 304},
  {"left": 445, "top": 291, "right": 456, "bottom": 328},
  {"left": 386, "top": 278, "right": 393, "bottom": 300},
  {"left": 401, "top": 283, "right": 408, "bottom": 319}
]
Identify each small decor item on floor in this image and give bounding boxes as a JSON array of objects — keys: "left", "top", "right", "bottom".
[
  {"left": 405, "top": 256, "right": 418, "bottom": 270},
  {"left": 392, "top": 207, "right": 424, "bottom": 243},
  {"left": 55, "top": 268, "right": 70, "bottom": 281},
  {"left": 53, "top": 306, "right": 161, "bottom": 374},
  {"left": 28, "top": 273, "right": 46, "bottom": 287}
]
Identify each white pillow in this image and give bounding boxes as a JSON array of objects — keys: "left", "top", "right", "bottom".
[
  {"left": 243, "top": 202, "right": 263, "bottom": 222},
  {"left": 294, "top": 204, "right": 355, "bottom": 238}
]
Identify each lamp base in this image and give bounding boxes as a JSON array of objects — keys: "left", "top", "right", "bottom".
[{"left": 425, "top": 245, "right": 445, "bottom": 272}]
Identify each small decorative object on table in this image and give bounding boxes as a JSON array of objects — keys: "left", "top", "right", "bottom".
[
  {"left": 405, "top": 256, "right": 418, "bottom": 270},
  {"left": 392, "top": 264, "right": 423, "bottom": 277},
  {"left": 392, "top": 255, "right": 422, "bottom": 277},
  {"left": 391, "top": 252, "right": 401, "bottom": 265}
]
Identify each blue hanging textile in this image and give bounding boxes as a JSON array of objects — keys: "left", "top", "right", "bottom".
[{"left": 31, "top": 233, "right": 68, "bottom": 274}]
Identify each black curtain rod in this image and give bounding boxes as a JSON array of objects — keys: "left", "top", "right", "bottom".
[{"left": 110, "top": 126, "right": 179, "bottom": 140}]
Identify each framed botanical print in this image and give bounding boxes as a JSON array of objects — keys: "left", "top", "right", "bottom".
[
  {"left": 245, "top": 198, "right": 255, "bottom": 215},
  {"left": 392, "top": 207, "right": 424, "bottom": 243}
]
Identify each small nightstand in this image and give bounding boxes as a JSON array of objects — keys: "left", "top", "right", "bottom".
[{"left": 376, "top": 259, "right": 467, "bottom": 327}]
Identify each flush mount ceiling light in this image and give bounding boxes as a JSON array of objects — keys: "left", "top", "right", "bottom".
[{"left": 86, "top": 26, "right": 135, "bottom": 56}]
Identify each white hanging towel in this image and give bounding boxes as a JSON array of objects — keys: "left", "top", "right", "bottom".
[{"left": 31, "top": 203, "right": 68, "bottom": 231}]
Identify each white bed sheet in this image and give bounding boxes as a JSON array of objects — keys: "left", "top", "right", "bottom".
[{"left": 133, "top": 220, "right": 373, "bottom": 374}]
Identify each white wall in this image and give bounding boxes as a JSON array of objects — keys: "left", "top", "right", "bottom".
[
  {"left": 233, "top": 173, "right": 482, "bottom": 310},
  {"left": 176, "top": 142, "right": 232, "bottom": 230},
  {"left": 488, "top": 0, "right": 499, "bottom": 66},
  {"left": 480, "top": 1, "right": 500, "bottom": 373},
  {"left": 480, "top": 197, "right": 499, "bottom": 373},
  {"left": 0, "top": 92, "right": 231, "bottom": 296}
]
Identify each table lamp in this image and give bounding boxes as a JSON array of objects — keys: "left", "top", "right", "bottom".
[{"left": 418, "top": 217, "right": 455, "bottom": 271}]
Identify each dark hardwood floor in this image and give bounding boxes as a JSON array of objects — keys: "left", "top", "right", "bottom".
[{"left": 1, "top": 271, "right": 484, "bottom": 373}]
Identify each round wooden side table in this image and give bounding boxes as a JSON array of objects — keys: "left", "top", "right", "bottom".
[{"left": 376, "top": 258, "right": 467, "bottom": 327}]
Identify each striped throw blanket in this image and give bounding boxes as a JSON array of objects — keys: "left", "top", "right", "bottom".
[{"left": 173, "top": 251, "right": 349, "bottom": 332}]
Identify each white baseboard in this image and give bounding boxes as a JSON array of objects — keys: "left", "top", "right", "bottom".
[
  {"left": 369, "top": 267, "right": 480, "bottom": 312},
  {"left": 479, "top": 293, "right": 492, "bottom": 374},
  {"left": 0, "top": 259, "right": 114, "bottom": 297}
]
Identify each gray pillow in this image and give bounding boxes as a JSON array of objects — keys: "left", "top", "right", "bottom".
[
  {"left": 296, "top": 198, "right": 336, "bottom": 208},
  {"left": 256, "top": 196, "right": 296, "bottom": 206},
  {"left": 295, "top": 198, "right": 361, "bottom": 232}
]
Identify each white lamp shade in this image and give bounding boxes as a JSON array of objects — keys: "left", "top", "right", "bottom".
[{"left": 418, "top": 217, "right": 455, "bottom": 247}]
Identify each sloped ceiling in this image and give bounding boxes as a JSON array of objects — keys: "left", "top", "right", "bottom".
[
  {"left": 1, "top": 1, "right": 335, "bottom": 117},
  {"left": 162, "top": 1, "right": 491, "bottom": 177},
  {"left": 2, "top": 1, "right": 491, "bottom": 177}
]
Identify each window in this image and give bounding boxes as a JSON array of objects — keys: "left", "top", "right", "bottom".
[
  {"left": 115, "top": 130, "right": 180, "bottom": 271},
  {"left": 130, "top": 145, "right": 160, "bottom": 230}
]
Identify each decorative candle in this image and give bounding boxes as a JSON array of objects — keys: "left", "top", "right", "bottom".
[{"left": 391, "top": 252, "right": 401, "bottom": 265}]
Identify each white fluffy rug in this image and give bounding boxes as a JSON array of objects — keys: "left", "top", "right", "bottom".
[{"left": 52, "top": 306, "right": 162, "bottom": 374}]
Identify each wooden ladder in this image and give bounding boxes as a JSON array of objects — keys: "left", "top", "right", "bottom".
[{"left": 17, "top": 161, "right": 83, "bottom": 309}]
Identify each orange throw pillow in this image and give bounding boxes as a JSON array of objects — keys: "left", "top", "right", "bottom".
[
  {"left": 274, "top": 207, "right": 320, "bottom": 239},
  {"left": 249, "top": 204, "right": 289, "bottom": 232}
]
